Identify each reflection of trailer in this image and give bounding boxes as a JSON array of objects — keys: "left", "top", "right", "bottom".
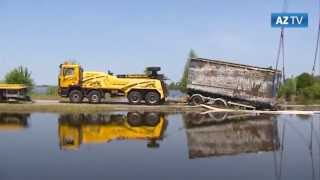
[
  {"left": 187, "top": 58, "right": 281, "bottom": 109},
  {"left": 184, "top": 114, "right": 279, "bottom": 159},
  {"left": 0, "top": 84, "right": 30, "bottom": 102}
]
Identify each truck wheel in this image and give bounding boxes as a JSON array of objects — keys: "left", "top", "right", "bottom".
[
  {"left": 127, "top": 112, "right": 142, "bottom": 126},
  {"left": 88, "top": 90, "right": 101, "bottom": 104},
  {"left": 145, "top": 91, "right": 160, "bottom": 105},
  {"left": 144, "top": 112, "right": 160, "bottom": 126},
  {"left": 128, "top": 91, "right": 142, "bottom": 104},
  {"left": 69, "top": 90, "right": 83, "bottom": 103},
  {"left": 190, "top": 94, "right": 204, "bottom": 105}
]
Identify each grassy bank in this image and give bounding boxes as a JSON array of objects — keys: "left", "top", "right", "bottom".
[{"left": 0, "top": 102, "right": 200, "bottom": 113}]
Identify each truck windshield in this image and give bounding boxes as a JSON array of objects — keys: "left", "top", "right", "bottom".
[{"left": 63, "top": 68, "right": 74, "bottom": 76}]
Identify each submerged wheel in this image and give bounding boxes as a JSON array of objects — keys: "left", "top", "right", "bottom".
[
  {"left": 127, "top": 112, "right": 143, "bottom": 126},
  {"left": 189, "top": 94, "right": 204, "bottom": 105},
  {"left": 69, "top": 90, "right": 83, "bottom": 103},
  {"left": 127, "top": 91, "right": 142, "bottom": 104},
  {"left": 145, "top": 91, "right": 160, "bottom": 105},
  {"left": 88, "top": 90, "right": 101, "bottom": 104}
]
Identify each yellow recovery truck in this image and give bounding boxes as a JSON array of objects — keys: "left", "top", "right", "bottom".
[
  {"left": 0, "top": 84, "right": 30, "bottom": 102},
  {"left": 58, "top": 112, "right": 167, "bottom": 150},
  {"left": 58, "top": 62, "right": 167, "bottom": 104}
]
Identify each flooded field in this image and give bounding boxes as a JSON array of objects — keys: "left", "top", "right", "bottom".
[{"left": 0, "top": 111, "right": 319, "bottom": 180}]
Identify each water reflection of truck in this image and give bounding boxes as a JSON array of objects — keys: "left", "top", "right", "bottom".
[
  {"left": 0, "top": 113, "right": 30, "bottom": 131},
  {"left": 183, "top": 112, "right": 279, "bottom": 159},
  {"left": 58, "top": 112, "right": 167, "bottom": 150}
]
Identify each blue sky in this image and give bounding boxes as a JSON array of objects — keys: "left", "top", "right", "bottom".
[{"left": 0, "top": 0, "right": 318, "bottom": 85}]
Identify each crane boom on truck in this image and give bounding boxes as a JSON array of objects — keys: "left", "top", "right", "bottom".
[{"left": 58, "top": 62, "right": 167, "bottom": 104}]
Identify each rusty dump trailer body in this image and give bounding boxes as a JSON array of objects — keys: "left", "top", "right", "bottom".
[{"left": 187, "top": 58, "right": 281, "bottom": 108}]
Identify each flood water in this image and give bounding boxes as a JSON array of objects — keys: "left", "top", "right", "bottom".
[{"left": 0, "top": 111, "right": 319, "bottom": 180}]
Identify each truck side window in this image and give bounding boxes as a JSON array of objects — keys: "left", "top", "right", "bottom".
[{"left": 64, "top": 68, "right": 74, "bottom": 76}]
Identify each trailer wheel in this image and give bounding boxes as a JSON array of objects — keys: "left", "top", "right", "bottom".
[
  {"left": 190, "top": 94, "right": 204, "bottom": 105},
  {"left": 69, "top": 90, "right": 83, "bottom": 103},
  {"left": 145, "top": 91, "right": 160, "bottom": 105},
  {"left": 128, "top": 91, "right": 142, "bottom": 104},
  {"left": 88, "top": 90, "right": 101, "bottom": 104},
  {"left": 213, "top": 98, "right": 227, "bottom": 108}
]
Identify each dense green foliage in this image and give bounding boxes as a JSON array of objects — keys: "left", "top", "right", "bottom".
[
  {"left": 278, "top": 73, "right": 320, "bottom": 103},
  {"left": 4, "top": 66, "right": 34, "bottom": 87},
  {"left": 179, "top": 49, "right": 197, "bottom": 92},
  {"left": 278, "top": 78, "right": 297, "bottom": 100}
]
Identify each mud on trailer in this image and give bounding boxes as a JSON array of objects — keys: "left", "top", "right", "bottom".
[{"left": 187, "top": 58, "right": 282, "bottom": 110}]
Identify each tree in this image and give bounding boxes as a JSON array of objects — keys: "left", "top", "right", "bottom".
[
  {"left": 296, "top": 73, "right": 314, "bottom": 91},
  {"left": 179, "top": 49, "right": 197, "bottom": 92},
  {"left": 278, "top": 77, "right": 296, "bottom": 100},
  {"left": 4, "top": 66, "right": 34, "bottom": 87}
]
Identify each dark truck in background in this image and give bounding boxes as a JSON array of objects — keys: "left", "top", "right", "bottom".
[{"left": 187, "top": 58, "right": 282, "bottom": 109}]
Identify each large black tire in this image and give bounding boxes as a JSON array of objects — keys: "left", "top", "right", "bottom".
[
  {"left": 144, "top": 112, "right": 160, "bottom": 126},
  {"left": 145, "top": 91, "right": 160, "bottom": 105},
  {"left": 127, "top": 91, "right": 142, "bottom": 105},
  {"left": 189, "top": 94, "right": 204, "bottom": 105},
  {"left": 127, "top": 112, "right": 143, "bottom": 126},
  {"left": 88, "top": 90, "right": 101, "bottom": 104},
  {"left": 69, "top": 90, "right": 83, "bottom": 103},
  {"left": 0, "top": 91, "right": 3, "bottom": 102}
]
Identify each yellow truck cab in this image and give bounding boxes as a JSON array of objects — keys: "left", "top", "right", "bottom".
[
  {"left": 58, "top": 62, "right": 167, "bottom": 104},
  {"left": 58, "top": 112, "right": 167, "bottom": 150}
]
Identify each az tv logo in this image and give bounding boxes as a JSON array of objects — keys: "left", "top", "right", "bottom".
[{"left": 271, "top": 13, "right": 308, "bottom": 28}]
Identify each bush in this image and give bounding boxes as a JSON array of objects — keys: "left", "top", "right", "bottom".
[
  {"left": 4, "top": 66, "right": 34, "bottom": 87},
  {"left": 278, "top": 78, "right": 296, "bottom": 100},
  {"left": 278, "top": 72, "right": 320, "bottom": 103},
  {"left": 300, "top": 83, "right": 320, "bottom": 99}
]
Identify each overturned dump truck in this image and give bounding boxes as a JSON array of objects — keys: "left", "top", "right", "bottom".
[
  {"left": 58, "top": 112, "right": 167, "bottom": 151},
  {"left": 0, "top": 84, "right": 30, "bottom": 102},
  {"left": 183, "top": 112, "right": 279, "bottom": 159},
  {"left": 187, "top": 58, "right": 282, "bottom": 109}
]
